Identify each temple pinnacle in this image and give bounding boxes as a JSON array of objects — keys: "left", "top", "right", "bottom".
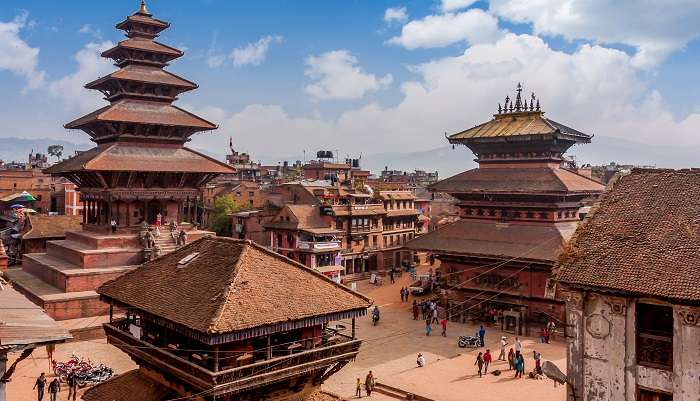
[{"left": 138, "top": 0, "right": 149, "bottom": 15}]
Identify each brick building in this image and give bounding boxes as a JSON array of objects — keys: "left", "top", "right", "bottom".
[
  {"left": 406, "top": 85, "right": 604, "bottom": 332},
  {"left": 87, "top": 236, "right": 370, "bottom": 401},
  {"left": 556, "top": 169, "right": 700, "bottom": 401}
]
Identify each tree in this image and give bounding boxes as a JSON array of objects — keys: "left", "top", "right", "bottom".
[
  {"left": 208, "top": 194, "right": 246, "bottom": 237},
  {"left": 47, "top": 145, "right": 64, "bottom": 161}
]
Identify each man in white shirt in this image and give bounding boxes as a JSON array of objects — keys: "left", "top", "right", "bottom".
[{"left": 417, "top": 353, "right": 426, "bottom": 367}]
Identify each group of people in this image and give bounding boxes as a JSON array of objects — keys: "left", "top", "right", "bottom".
[
  {"left": 398, "top": 287, "right": 410, "bottom": 302},
  {"left": 355, "top": 371, "right": 375, "bottom": 398},
  {"left": 33, "top": 371, "right": 78, "bottom": 401},
  {"left": 539, "top": 321, "right": 556, "bottom": 343},
  {"left": 471, "top": 335, "right": 539, "bottom": 379}
]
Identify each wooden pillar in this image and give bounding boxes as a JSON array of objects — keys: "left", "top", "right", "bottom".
[
  {"left": 82, "top": 200, "right": 87, "bottom": 225},
  {"left": 109, "top": 305, "right": 113, "bottom": 323},
  {"left": 126, "top": 201, "right": 131, "bottom": 227},
  {"left": 266, "top": 335, "right": 272, "bottom": 359},
  {"left": 107, "top": 195, "right": 112, "bottom": 226},
  {"left": 213, "top": 346, "right": 219, "bottom": 372},
  {"left": 145, "top": 199, "right": 150, "bottom": 225},
  {"left": 352, "top": 318, "right": 356, "bottom": 339}
]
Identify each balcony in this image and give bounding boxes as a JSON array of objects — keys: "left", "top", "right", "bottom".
[
  {"left": 297, "top": 240, "right": 341, "bottom": 251},
  {"left": 104, "top": 321, "right": 362, "bottom": 396}
]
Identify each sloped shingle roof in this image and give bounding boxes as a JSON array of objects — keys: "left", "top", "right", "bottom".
[
  {"left": 98, "top": 237, "right": 370, "bottom": 335},
  {"left": 556, "top": 169, "right": 700, "bottom": 302}
]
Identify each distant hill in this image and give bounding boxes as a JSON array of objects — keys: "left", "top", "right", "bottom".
[{"left": 0, "top": 137, "right": 91, "bottom": 163}]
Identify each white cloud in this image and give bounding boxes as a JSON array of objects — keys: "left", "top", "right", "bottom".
[
  {"left": 388, "top": 9, "right": 502, "bottom": 49},
  {"left": 384, "top": 7, "right": 408, "bottom": 24},
  {"left": 490, "top": 0, "right": 700, "bottom": 68},
  {"left": 49, "top": 41, "right": 114, "bottom": 112},
  {"left": 78, "top": 24, "right": 102, "bottom": 40},
  {"left": 440, "top": 0, "right": 477, "bottom": 12},
  {"left": 206, "top": 54, "right": 226, "bottom": 68},
  {"left": 0, "top": 12, "right": 45, "bottom": 89},
  {"left": 304, "top": 50, "right": 393, "bottom": 101},
  {"left": 189, "top": 32, "right": 700, "bottom": 165},
  {"left": 231, "top": 35, "right": 283, "bottom": 67}
]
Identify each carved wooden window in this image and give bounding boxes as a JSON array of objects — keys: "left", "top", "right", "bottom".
[
  {"left": 637, "top": 388, "right": 673, "bottom": 401},
  {"left": 636, "top": 303, "right": 673, "bottom": 370}
]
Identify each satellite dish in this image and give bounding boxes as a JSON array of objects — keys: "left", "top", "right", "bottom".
[{"left": 542, "top": 361, "right": 567, "bottom": 385}]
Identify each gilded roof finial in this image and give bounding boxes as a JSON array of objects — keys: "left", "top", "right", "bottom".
[
  {"left": 138, "top": 0, "right": 149, "bottom": 15},
  {"left": 536, "top": 98, "right": 541, "bottom": 111},
  {"left": 523, "top": 99, "right": 528, "bottom": 110},
  {"left": 530, "top": 92, "right": 536, "bottom": 111},
  {"left": 498, "top": 103, "right": 502, "bottom": 114}
]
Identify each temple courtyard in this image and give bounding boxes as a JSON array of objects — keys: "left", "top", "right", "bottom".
[{"left": 6, "top": 264, "right": 566, "bottom": 401}]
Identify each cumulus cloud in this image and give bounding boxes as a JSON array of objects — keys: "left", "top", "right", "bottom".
[
  {"left": 384, "top": 7, "right": 408, "bottom": 24},
  {"left": 304, "top": 50, "right": 393, "bottom": 101},
  {"left": 208, "top": 35, "right": 283, "bottom": 68},
  {"left": 0, "top": 12, "right": 46, "bottom": 89},
  {"left": 489, "top": 0, "right": 700, "bottom": 68},
  {"left": 78, "top": 24, "right": 102, "bottom": 40},
  {"left": 49, "top": 41, "right": 114, "bottom": 112},
  {"left": 231, "top": 35, "right": 283, "bottom": 67},
  {"left": 189, "top": 32, "right": 700, "bottom": 164},
  {"left": 388, "top": 8, "right": 502, "bottom": 49},
  {"left": 440, "top": 0, "right": 478, "bottom": 12}
]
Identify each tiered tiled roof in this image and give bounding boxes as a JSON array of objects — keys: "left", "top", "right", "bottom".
[
  {"left": 82, "top": 370, "right": 173, "bottom": 401},
  {"left": 431, "top": 168, "right": 604, "bottom": 195},
  {"left": 556, "top": 169, "right": 700, "bottom": 302},
  {"left": 406, "top": 219, "right": 577, "bottom": 262},
  {"left": 45, "top": 143, "right": 232, "bottom": 174},
  {"left": 98, "top": 237, "right": 370, "bottom": 337}
]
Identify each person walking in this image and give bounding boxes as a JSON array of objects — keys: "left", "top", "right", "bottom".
[
  {"left": 514, "top": 353, "right": 525, "bottom": 378},
  {"left": 507, "top": 348, "right": 515, "bottom": 370},
  {"left": 355, "top": 377, "right": 362, "bottom": 398},
  {"left": 389, "top": 269, "right": 395, "bottom": 284},
  {"left": 514, "top": 336, "right": 522, "bottom": 354},
  {"left": 412, "top": 300, "right": 419, "bottom": 320},
  {"left": 67, "top": 370, "right": 78, "bottom": 401},
  {"left": 48, "top": 378, "right": 60, "bottom": 401},
  {"left": 483, "top": 349, "right": 492, "bottom": 374},
  {"left": 440, "top": 317, "right": 447, "bottom": 337},
  {"left": 547, "top": 321, "right": 556, "bottom": 342},
  {"left": 478, "top": 325, "right": 486, "bottom": 347},
  {"left": 474, "top": 352, "right": 484, "bottom": 378},
  {"left": 33, "top": 372, "right": 46, "bottom": 401},
  {"left": 399, "top": 287, "right": 404, "bottom": 302},
  {"left": 364, "top": 371, "right": 375, "bottom": 396},
  {"left": 498, "top": 336, "right": 508, "bottom": 360},
  {"left": 110, "top": 219, "right": 117, "bottom": 233},
  {"left": 431, "top": 307, "right": 439, "bottom": 325},
  {"left": 425, "top": 318, "right": 432, "bottom": 336}
]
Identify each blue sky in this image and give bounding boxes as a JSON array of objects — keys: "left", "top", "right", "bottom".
[{"left": 2, "top": 0, "right": 700, "bottom": 168}]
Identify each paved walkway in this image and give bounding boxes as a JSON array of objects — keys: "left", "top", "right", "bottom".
[{"left": 322, "top": 265, "right": 567, "bottom": 401}]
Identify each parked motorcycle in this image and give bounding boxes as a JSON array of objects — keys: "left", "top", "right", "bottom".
[{"left": 457, "top": 335, "right": 480, "bottom": 348}]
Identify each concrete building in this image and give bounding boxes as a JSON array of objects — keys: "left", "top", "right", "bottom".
[{"left": 556, "top": 169, "right": 700, "bottom": 401}]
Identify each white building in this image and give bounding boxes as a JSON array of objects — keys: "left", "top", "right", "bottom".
[{"left": 556, "top": 169, "right": 700, "bottom": 401}]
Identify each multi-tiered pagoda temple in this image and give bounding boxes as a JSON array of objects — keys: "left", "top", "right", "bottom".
[
  {"left": 5, "top": 1, "right": 233, "bottom": 322},
  {"left": 407, "top": 84, "right": 604, "bottom": 334}
]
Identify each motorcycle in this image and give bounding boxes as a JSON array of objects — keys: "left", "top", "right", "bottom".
[
  {"left": 372, "top": 313, "right": 380, "bottom": 326},
  {"left": 457, "top": 335, "right": 480, "bottom": 348}
]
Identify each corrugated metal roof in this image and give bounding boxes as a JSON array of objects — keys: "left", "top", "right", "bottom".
[{"left": 448, "top": 111, "right": 590, "bottom": 141}]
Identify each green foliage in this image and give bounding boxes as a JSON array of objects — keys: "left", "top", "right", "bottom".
[
  {"left": 208, "top": 194, "right": 246, "bottom": 236},
  {"left": 47, "top": 144, "right": 64, "bottom": 160}
]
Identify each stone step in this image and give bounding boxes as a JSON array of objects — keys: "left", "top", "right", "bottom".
[
  {"left": 4, "top": 269, "right": 109, "bottom": 320},
  {"left": 46, "top": 240, "right": 143, "bottom": 268},
  {"left": 22, "top": 253, "right": 136, "bottom": 292},
  {"left": 64, "top": 230, "right": 140, "bottom": 249}
]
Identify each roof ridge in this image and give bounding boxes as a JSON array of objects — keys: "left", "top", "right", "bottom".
[{"left": 209, "top": 240, "right": 250, "bottom": 333}]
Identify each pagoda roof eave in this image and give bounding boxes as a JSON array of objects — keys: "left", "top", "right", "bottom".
[
  {"left": 102, "top": 39, "right": 183, "bottom": 59},
  {"left": 64, "top": 100, "right": 217, "bottom": 130},
  {"left": 45, "top": 143, "right": 235, "bottom": 174},
  {"left": 85, "top": 66, "right": 198, "bottom": 90},
  {"left": 115, "top": 14, "right": 170, "bottom": 30}
]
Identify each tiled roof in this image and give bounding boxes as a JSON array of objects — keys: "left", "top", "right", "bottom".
[
  {"left": 102, "top": 38, "right": 183, "bottom": 58},
  {"left": 0, "top": 285, "right": 71, "bottom": 348},
  {"left": 64, "top": 99, "right": 217, "bottom": 129},
  {"left": 405, "top": 219, "right": 578, "bottom": 262},
  {"left": 116, "top": 14, "right": 170, "bottom": 30},
  {"left": 430, "top": 167, "right": 604, "bottom": 195},
  {"left": 377, "top": 191, "right": 415, "bottom": 200},
  {"left": 98, "top": 237, "right": 370, "bottom": 334},
  {"left": 86, "top": 64, "right": 197, "bottom": 89},
  {"left": 448, "top": 111, "right": 590, "bottom": 142},
  {"left": 45, "top": 143, "right": 234, "bottom": 174},
  {"left": 23, "top": 214, "right": 82, "bottom": 239},
  {"left": 263, "top": 204, "right": 330, "bottom": 230},
  {"left": 82, "top": 370, "right": 172, "bottom": 401},
  {"left": 556, "top": 169, "right": 700, "bottom": 301}
]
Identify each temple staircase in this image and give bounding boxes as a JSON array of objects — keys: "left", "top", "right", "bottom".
[{"left": 153, "top": 233, "right": 179, "bottom": 255}]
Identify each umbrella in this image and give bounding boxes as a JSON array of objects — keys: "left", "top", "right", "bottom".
[
  {"left": 23, "top": 208, "right": 38, "bottom": 214},
  {"left": 10, "top": 204, "right": 25, "bottom": 209},
  {"left": 19, "top": 191, "right": 36, "bottom": 201}
]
